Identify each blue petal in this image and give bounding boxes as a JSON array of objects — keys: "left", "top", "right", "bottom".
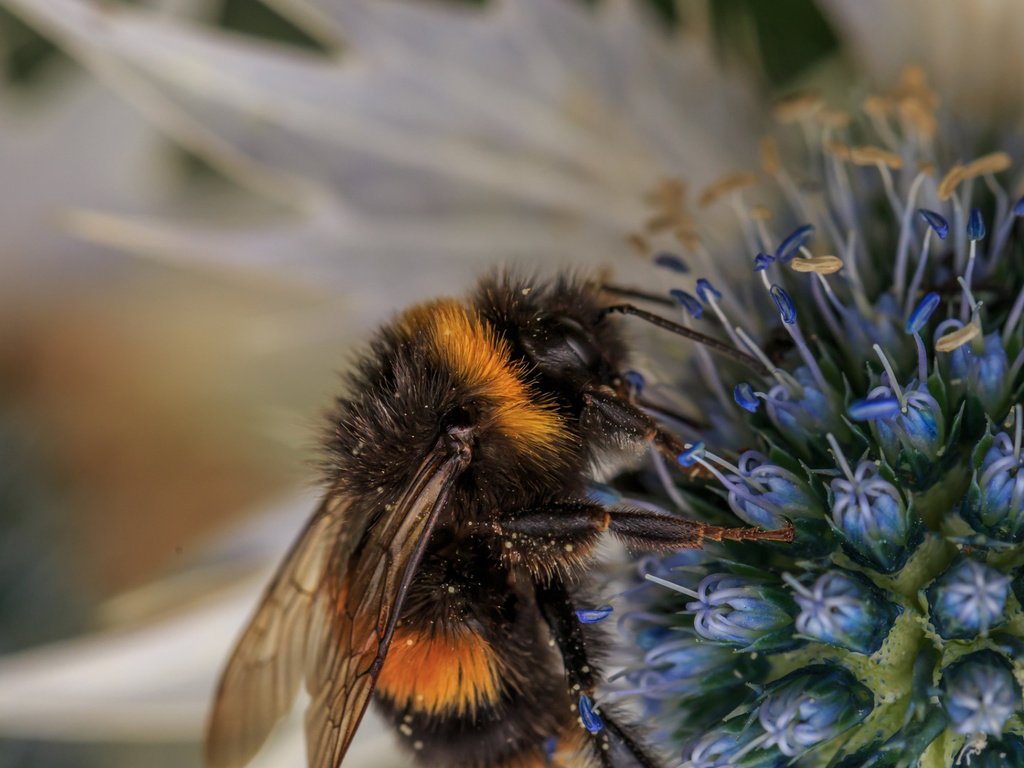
[
  {"left": 918, "top": 209, "right": 949, "bottom": 240},
  {"left": 776, "top": 224, "right": 815, "bottom": 263},
  {"left": 734, "top": 382, "right": 760, "bottom": 412},
  {"left": 670, "top": 289, "right": 704, "bottom": 318},
  {"left": 1014, "top": 195, "right": 1024, "bottom": 217},
  {"left": 654, "top": 252, "right": 689, "bottom": 273},
  {"left": 578, "top": 694, "right": 603, "bottom": 733},
  {"left": 576, "top": 606, "right": 614, "bottom": 624},
  {"left": 770, "top": 284, "right": 797, "bottom": 324},
  {"left": 848, "top": 398, "right": 901, "bottom": 420},
  {"left": 967, "top": 208, "right": 987, "bottom": 241},
  {"left": 906, "top": 292, "right": 941, "bottom": 334},
  {"left": 695, "top": 278, "right": 722, "bottom": 303}
]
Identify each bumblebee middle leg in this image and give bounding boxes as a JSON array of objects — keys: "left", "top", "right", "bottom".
[{"left": 486, "top": 501, "right": 792, "bottom": 580}]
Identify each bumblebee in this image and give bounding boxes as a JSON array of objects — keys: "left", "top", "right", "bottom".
[{"left": 205, "top": 272, "right": 790, "bottom": 768}]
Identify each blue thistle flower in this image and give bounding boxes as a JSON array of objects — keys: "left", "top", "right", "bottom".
[
  {"left": 786, "top": 569, "right": 902, "bottom": 654},
  {"left": 942, "top": 650, "right": 1020, "bottom": 736},
  {"left": 618, "top": 69, "right": 1024, "bottom": 765},
  {"left": 926, "top": 557, "right": 1010, "bottom": 639}
]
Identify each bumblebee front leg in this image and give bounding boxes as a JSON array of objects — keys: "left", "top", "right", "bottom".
[
  {"left": 536, "top": 577, "right": 661, "bottom": 768},
  {"left": 486, "top": 502, "right": 792, "bottom": 580},
  {"left": 581, "top": 387, "right": 702, "bottom": 476}
]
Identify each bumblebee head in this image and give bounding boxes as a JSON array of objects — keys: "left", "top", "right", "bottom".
[{"left": 473, "top": 272, "right": 628, "bottom": 397}]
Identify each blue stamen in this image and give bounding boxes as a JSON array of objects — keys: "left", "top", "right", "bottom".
[
  {"left": 967, "top": 208, "right": 986, "bottom": 241},
  {"left": 543, "top": 737, "right": 558, "bottom": 761},
  {"left": 848, "top": 397, "right": 902, "bottom": 421},
  {"left": 734, "top": 382, "right": 760, "bottom": 413},
  {"left": 753, "top": 252, "right": 775, "bottom": 272},
  {"left": 770, "top": 285, "right": 797, "bottom": 325},
  {"left": 654, "top": 252, "right": 689, "bottom": 273},
  {"left": 586, "top": 483, "right": 622, "bottom": 506},
  {"left": 622, "top": 370, "right": 645, "bottom": 394},
  {"left": 776, "top": 224, "right": 815, "bottom": 264},
  {"left": 918, "top": 209, "right": 949, "bottom": 240},
  {"left": 670, "top": 289, "right": 704, "bottom": 319},
  {"left": 576, "top": 606, "right": 614, "bottom": 624},
  {"left": 678, "top": 442, "right": 706, "bottom": 467},
  {"left": 695, "top": 278, "right": 722, "bottom": 303},
  {"left": 906, "top": 292, "right": 941, "bottom": 334},
  {"left": 578, "top": 694, "right": 603, "bottom": 733}
]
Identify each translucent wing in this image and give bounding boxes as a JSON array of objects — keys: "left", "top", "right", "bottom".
[
  {"left": 205, "top": 494, "right": 351, "bottom": 768},
  {"left": 303, "top": 443, "right": 469, "bottom": 767},
  {"left": 205, "top": 438, "right": 470, "bottom": 768}
]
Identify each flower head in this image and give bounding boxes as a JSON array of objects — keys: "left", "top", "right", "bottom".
[{"left": 621, "top": 64, "right": 1024, "bottom": 766}]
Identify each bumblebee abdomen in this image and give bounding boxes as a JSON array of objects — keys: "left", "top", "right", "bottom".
[{"left": 375, "top": 625, "right": 503, "bottom": 716}]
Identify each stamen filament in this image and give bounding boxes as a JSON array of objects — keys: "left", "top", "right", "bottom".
[
  {"left": 961, "top": 242, "right": 978, "bottom": 323},
  {"left": 826, "top": 433, "right": 855, "bottom": 483},
  {"left": 735, "top": 327, "right": 803, "bottom": 395},
  {"left": 893, "top": 171, "right": 928, "bottom": 297},
  {"left": 1015, "top": 405, "right": 1022, "bottom": 462},
  {"left": 873, "top": 343, "right": 906, "bottom": 408},
  {"left": 644, "top": 574, "right": 700, "bottom": 600},
  {"left": 904, "top": 227, "right": 933, "bottom": 318}
]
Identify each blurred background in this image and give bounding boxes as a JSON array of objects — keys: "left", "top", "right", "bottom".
[{"left": 0, "top": 0, "right": 906, "bottom": 765}]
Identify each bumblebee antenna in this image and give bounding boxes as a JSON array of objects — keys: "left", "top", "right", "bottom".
[
  {"left": 599, "top": 303, "right": 770, "bottom": 375},
  {"left": 599, "top": 283, "right": 676, "bottom": 308}
]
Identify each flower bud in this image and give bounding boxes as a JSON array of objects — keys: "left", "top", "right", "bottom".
[
  {"left": 926, "top": 558, "right": 1010, "bottom": 639},
  {"left": 941, "top": 330, "right": 1010, "bottom": 417},
  {"left": 753, "top": 665, "right": 873, "bottom": 757},
  {"left": 829, "top": 461, "right": 918, "bottom": 573},
  {"left": 964, "top": 430, "right": 1024, "bottom": 542},
  {"left": 941, "top": 650, "right": 1020, "bottom": 736},
  {"left": 682, "top": 719, "right": 784, "bottom": 768},
  {"left": 788, "top": 570, "right": 902, "bottom": 654},
  {"left": 765, "top": 367, "right": 846, "bottom": 454},
  {"left": 863, "top": 383, "right": 945, "bottom": 467},
  {"left": 725, "top": 451, "right": 821, "bottom": 528},
  {"left": 687, "top": 573, "right": 800, "bottom": 652}
]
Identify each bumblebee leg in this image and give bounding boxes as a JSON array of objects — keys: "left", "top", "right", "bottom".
[
  {"left": 489, "top": 502, "right": 792, "bottom": 579},
  {"left": 581, "top": 387, "right": 706, "bottom": 478},
  {"left": 536, "top": 577, "right": 661, "bottom": 768}
]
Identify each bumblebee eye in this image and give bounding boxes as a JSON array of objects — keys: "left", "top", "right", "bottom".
[
  {"left": 522, "top": 316, "right": 600, "bottom": 375},
  {"left": 560, "top": 319, "right": 599, "bottom": 369}
]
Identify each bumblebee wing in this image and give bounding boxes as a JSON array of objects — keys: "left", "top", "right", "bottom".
[
  {"left": 205, "top": 493, "right": 351, "bottom": 768},
  {"left": 303, "top": 442, "right": 469, "bottom": 767}
]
